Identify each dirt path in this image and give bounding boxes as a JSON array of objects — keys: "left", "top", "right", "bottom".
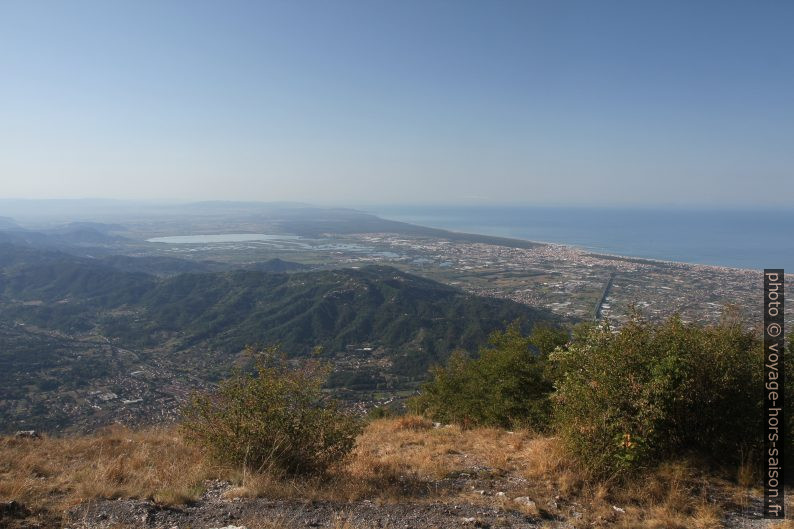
[
  {"left": 68, "top": 498, "right": 545, "bottom": 529},
  {"left": 61, "top": 485, "right": 778, "bottom": 529}
]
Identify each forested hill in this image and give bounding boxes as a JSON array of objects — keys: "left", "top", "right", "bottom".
[{"left": 0, "top": 244, "right": 559, "bottom": 374}]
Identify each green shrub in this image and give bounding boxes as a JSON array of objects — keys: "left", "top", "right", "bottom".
[
  {"left": 181, "top": 346, "right": 360, "bottom": 476},
  {"left": 410, "top": 322, "right": 567, "bottom": 430},
  {"left": 367, "top": 405, "right": 392, "bottom": 421},
  {"left": 550, "top": 314, "right": 764, "bottom": 477}
]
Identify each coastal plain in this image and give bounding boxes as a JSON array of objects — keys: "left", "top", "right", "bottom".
[{"left": 0, "top": 206, "right": 786, "bottom": 435}]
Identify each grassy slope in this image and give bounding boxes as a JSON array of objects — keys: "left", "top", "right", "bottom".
[
  {"left": 0, "top": 417, "right": 770, "bottom": 529},
  {"left": 1, "top": 244, "right": 559, "bottom": 369}
]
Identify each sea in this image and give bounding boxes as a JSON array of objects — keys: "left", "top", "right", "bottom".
[{"left": 369, "top": 205, "right": 794, "bottom": 272}]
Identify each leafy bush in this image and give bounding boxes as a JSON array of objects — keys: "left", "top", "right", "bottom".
[
  {"left": 410, "top": 323, "right": 568, "bottom": 430},
  {"left": 551, "top": 314, "right": 764, "bottom": 477},
  {"left": 181, "top": 347, "right": 360, "bottom": 476}
]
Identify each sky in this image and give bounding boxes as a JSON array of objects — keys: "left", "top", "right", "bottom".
[{"left": 0, "top": 0, "right": 792, "bottom": 207}]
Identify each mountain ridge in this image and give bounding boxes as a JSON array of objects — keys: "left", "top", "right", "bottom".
[{"left": 0, "top": 242, "right": 562, "bottom": 432}]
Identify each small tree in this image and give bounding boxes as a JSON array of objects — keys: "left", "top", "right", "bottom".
[
  {"left": 181, "top": 346, "right": 360, "bottom": 476},
  {"left": 410, "top": 322, "right": 567, "bottom": 430},
  {"left": 551, "top": 314, "right": 764, "bottom": 477}
]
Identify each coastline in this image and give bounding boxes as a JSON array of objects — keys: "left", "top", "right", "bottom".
[
  {"left": 390, "top": 218, "right": 762, "bottom": 275},
  {"left": 368, "top": 205, "right": 794, "bottom": 273}
]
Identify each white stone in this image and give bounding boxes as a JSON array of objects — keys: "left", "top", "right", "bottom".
[{"left": 513, "top": 496, "right": 536, "bottom": 510}]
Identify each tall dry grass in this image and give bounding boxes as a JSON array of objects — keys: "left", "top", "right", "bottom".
[
  {"left": 0, "top": 425, "right": 218, "bottom": 514},
  {"left": 0, "top": 416, "right": 766, "bottom": 528}
]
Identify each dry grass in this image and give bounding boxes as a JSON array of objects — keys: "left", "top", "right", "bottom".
[
  {"left": 350, "top": 418, "right": 528, "bottom": 481},
  {"left": 0, "top": 424, "right": 218, "bottom": 515},
  {"left": 341, "top": 417, "right": 752, "bottom": 528},
  {"left": 579, "top": 461, "right": 724, "bottom": 529},
  {"left": 0, "top": 416, "right": 768, "bottom": 528}
]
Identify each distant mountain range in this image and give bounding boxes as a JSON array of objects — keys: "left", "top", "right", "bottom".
[
  {"left": 0, "top": 200, "right": 543, "bottom": 250},
  {"left": 0, "top": 221, "right": 127, "bottom": 248}
]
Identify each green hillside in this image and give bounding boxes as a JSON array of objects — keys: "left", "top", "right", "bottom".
[{"left": 0, "top": 244, "right": 559, "bottom": 376}]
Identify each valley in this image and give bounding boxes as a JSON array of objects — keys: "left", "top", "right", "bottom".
[{"left": 0, "top": 204, "right": 785, "bottom": 434}]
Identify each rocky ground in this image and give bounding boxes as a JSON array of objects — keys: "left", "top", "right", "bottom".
[
  {"left": 55, "top": 480, "right": 769, "bottom": 529},
  {"left": 0, "top": 478, "right": 780, "bottom": 529}
]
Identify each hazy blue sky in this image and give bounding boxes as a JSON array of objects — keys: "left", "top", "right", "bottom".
[{"left": 1, "top": 1, "right": 792, "bottom": 206}]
